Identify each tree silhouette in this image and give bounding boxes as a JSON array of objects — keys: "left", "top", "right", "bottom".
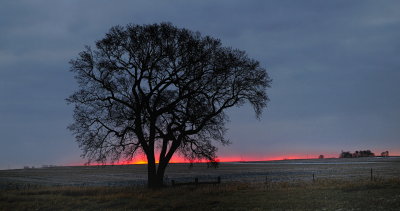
[{"left": 67, "top": 23, "right": 271, "bottom": 188}]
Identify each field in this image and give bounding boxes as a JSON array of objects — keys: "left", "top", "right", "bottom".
[{"left": 1, "top": 157, "right": 400, "bottom": 210}]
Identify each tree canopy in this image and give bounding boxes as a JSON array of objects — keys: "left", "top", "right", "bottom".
[{"left": 67, "top": 23, "right": 271, "bottom": 187}]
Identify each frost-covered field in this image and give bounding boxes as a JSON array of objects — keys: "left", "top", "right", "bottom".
[{"left": 1, "top": 157, "right": 399, "bottom": 188}]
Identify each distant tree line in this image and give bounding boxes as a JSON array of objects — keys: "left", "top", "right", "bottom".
[{"left": 339, "top": 150, "right": 375, "bottom": 158}]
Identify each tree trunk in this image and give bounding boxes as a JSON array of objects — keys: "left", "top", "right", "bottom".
[
  {"left": 147, "top": 157, "right": 171, "bottom": 188},
  {"left": 147, "top": 165, "right": 159, "bottom": 188},
  {"left": 155, "top": 163, "right": 167, "bottom": 186},
  {"left": 147, "top": 140, "right": 179, "bottom": 188},
  {"left": 147, "top": 166, "right": 165, "bottom": 188},
  {"left": 146, "top": 151, "right": 166, "bottom": 188},
  {"left": 146, "top": 149, "right": 161, "bottom": 188}
]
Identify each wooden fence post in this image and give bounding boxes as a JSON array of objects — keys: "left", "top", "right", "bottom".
[
  {"left": 217, "top": 176, "right": 221, "bottom": 184},
  {"left": 370, "top": 168, "right": 373, "bottom": 181},
  {"left": 313, "top": 173, "right": 315, "bottom": 182},
  {"left": 172, "top": 180, "right": 175, "bottom": 187}
]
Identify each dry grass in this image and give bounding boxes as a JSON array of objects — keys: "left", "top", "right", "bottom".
[{"left": 1, "top": 178, "right": 400, "bottom": 210}]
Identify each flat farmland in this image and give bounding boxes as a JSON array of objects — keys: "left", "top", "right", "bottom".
[
  {"left": 1, "top": 157, "right": 400, "bottom": 210},
  {"left": 1, "top": 157, "right": 399, "bottom": 188}
]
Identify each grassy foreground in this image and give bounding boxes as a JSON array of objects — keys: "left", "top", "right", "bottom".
[{"left": 1, "top": 178, "right": 400, "bottom": 210}]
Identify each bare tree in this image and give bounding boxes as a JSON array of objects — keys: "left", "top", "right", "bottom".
[{"left": 67, "top": 23, "right": 271, "bottom": 188}]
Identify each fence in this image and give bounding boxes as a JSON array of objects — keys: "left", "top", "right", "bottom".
[
  {"left": 172, "top": 168, "right": 379, "bottom": 187},
  {"left": 171, "top": 176, "right": 221, "bottom": 187}
]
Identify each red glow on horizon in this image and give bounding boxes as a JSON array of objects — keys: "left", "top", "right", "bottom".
[
  {"left": 65, "top": 149, "right": 400, "bottom": 167},
  {"left": 63, "top": 148, "right": 400, "bottom": 167},
  {"left": 67, "top": 153, "right": 343, "bottom": 167}
]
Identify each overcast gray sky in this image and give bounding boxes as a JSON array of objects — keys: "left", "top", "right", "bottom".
[{"left": 1, "top": 0, "right": 399, "bottom": 169}]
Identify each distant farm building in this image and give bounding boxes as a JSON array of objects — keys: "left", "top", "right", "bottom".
[{"left": 381, "top": 151, "right": 389, "bottom": 157}]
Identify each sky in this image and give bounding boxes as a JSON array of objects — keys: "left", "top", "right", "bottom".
[{"left": 1, "top": 0, "right": 399, "bottom": 169}]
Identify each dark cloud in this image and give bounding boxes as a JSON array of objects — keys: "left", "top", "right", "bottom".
[{"left": 1, "top": 0, "right": 399, "bottom": 169}]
